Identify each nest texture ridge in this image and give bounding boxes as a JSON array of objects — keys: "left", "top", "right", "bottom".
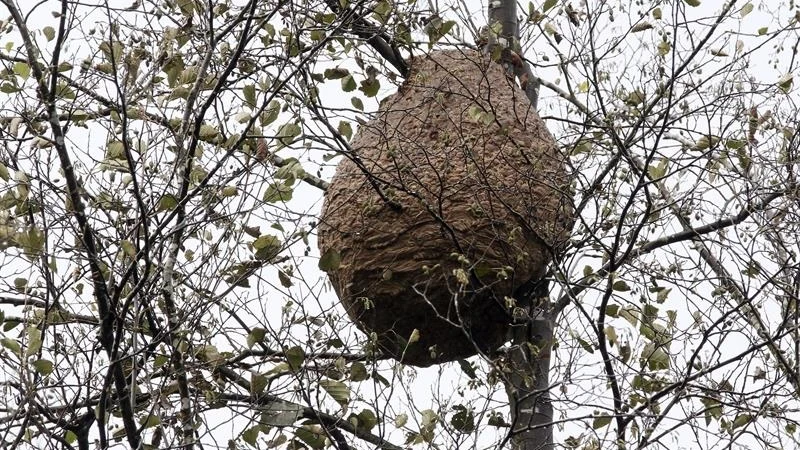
[{"left": 318, "top": 49, "right": 574, "bottom": 367}]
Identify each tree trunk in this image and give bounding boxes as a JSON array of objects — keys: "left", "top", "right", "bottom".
[
  {"left": 504, "top": 282, "right": 554, "bottom": 450},
  {"left": 487, "top": 1, "right": 554, "bottom": 449}
]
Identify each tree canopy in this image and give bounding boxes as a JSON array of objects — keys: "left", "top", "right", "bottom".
[{"left": 1, "top": 0, "right": 799, "bottom": 449}]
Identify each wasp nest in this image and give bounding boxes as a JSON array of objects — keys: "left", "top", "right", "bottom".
[{"left": 318, "top": 49, "right": 573, "bottom": 367}]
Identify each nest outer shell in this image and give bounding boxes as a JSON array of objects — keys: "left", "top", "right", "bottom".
[{"left": 318, "top": 49, "right": 574, "bottom": 367}]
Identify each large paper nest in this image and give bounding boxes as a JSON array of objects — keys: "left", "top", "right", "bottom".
[{"left": 318, "top": 49, "right": 573, "bottom": 367}]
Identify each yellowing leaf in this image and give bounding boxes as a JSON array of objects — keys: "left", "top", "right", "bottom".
[
  {"left": 740, "top": 2, "right": 753, "bottom": 17},
  {"left": 43, "top": 26, "right": 55, "bottom": 41},
  {"left": 319, "top": 379, "right": 350, "bottom": 406},
  {"left": 13, "top": 62, "right": 30, "bottom": 80},
  {"left": 199, "top": 124, "right": 219, "bottom": 140},
  {"left": 26, "top": 326, "right": 42, "bottom": 357},
  {"left": 120, "top": 240, "right": 136, "bottom": 257}
]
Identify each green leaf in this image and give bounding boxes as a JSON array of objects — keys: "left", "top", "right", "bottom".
[
  {"left": 276, "top": 122, "right": 301, "bottom": 147},
  {"left": 642, "top": 345, "right": 670, "bottom": 370},
  {"left": 242, "top": 426, "right": 260, "bottom": 447},
  {"left": 31, "top": 359, "right": 53, "bottom": 375},
  {"left": 139, "top": 414, "right": 161, "bottom": 428},
  {"left": 259, "top": 399, "right": 303, "bottom": 426},
  {"left": 620, "top": 307, "right": 639, "bottom": 327},
  {"left": 285, "top": 345, "right": 305, "bottom": 371},
  {"left": 1, "top": 338, "right": 20, "bottom": 355},
  {"left": 43, "top": 26, "right": 55, "bottom": 41},
  {"left": 251, "top": 372, "right": 268, "bottom": 395},
  {"left": 65, "top": 431, "right": 77, "bottom": 445},
  {"left": 450, "top": 405, "right": 475, "bottom": 433},
  {"left": 120, "top": 239, "right": 136, "bottom": 257},
  {"left": 243, "top": 84, "right": 256, "bottom": 109},
  {"left": 154, "top": 355, "right": 169, "bottom": 368},
  {"left": 692, "top": 135, "right": 719, "bottom": 151},
  {"left": 247, "top": 328, "right": 266, "bottom": 349},
  {"left": 278, "top": 269, "right": 293, "bottom": 288},
  {"left": 14, "top": 278, "right": 27, "bottom": 291},
  {"left": 324, "top": 67, "right": 350, "bottom": 79},
  {"left": 0, "top": 162, "right": 9, "bottom": 181},
  {"left": 341, "top": 74, "right": 357, "bottom": 92},
  {"left": 252, "top": 234, "right": 281, "bottom": 260},
  {"left": 318, "top": 248, "right": 341, "bottom": 271},
  {"left": 106, "top": 140, "right": 125, "bottom": 159},
  {"left": 487, "top": 412, "right": 509, "bottom": 427},
  {"left": 684, "top": 0, "right": 700, "bottom": 6},
  {"left": 652, "top": 7, "right": 662, "bottom": 19},
  {"left": 631, "top": 22, "right": 653, "bottom": 33},
  {"left": 373, "top": 0, "right": 392, "bottom": 22},
  {"left": 349, "top": 362, "right": 368, "bottom": 381},
  {"left": 426, "top": 19, "right": 456, "bottom": 47},
  {"left": 338, "top": 121, "right": 353, "bottom": 140},
  {"left": 543, "top": 0, "right": 558, "bottom": 13},
  {"left": 732, "top": 414, "right": 752, "bottom": 429},
  {"left": 262, "top": 182, "right": 293, "bottom": 203},
  {"left": 647, "top": 159, "right": 668, "bottom": 179},
  {"left": 592, "top": 414, "right": 612, "bottom": 429},
  {"left": 359, "top": 78, "right": 380, "bottom": 97},
  {"left": 221, "top": 185, "right": 238, "bottom": 197},
  {"left": 394, "top": 413, "right": 408, "bottom": 428},
  {"left": 351, "top": 96, "right": 364, "bottom": 111},
  {"left": 199, "top": 124, "right": 220, "bottom": 140},
  {"left": 3, "top": 320, "right": 20, "bottom": 332},
  {"left": 295, "top": 427, "right": 325, "bottom": 449},
  {"left": 725, "top": 138, "right": 746, "bottom": 150},
  {"left": 576, "top": 336, "right": 594, "bottom": 353},
  {"left": 758, "top": 26, "right": 768, "bottom": 35},
  {"left": 612, "top": 280, "right": 630, "bottom": 292},
  {"left": 354, "top": 409, "right": 378, "bottom": 431},
  {"left": 261, "top": 100, "right": 280, "bottom": 126},
  {"left": 778, "top": 73, "right": 793, "bottom": 93},
  {"left": 274, "top": 158, "right": 306, "bottom": 180},
  {"left": 319, "top": 379, "right": 350, "bottom": 406},
  {"left": 157, "top": 194, "right": 178, "bottom": 211}
]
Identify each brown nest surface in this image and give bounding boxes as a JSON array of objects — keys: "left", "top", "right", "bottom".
[{"left": 318, "top": 49, "right": 573, "bottom": 366}]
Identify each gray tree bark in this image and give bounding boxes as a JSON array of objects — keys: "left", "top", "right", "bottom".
[{"left": 487, "top": 1, "right": 554, "bottom": 449}]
